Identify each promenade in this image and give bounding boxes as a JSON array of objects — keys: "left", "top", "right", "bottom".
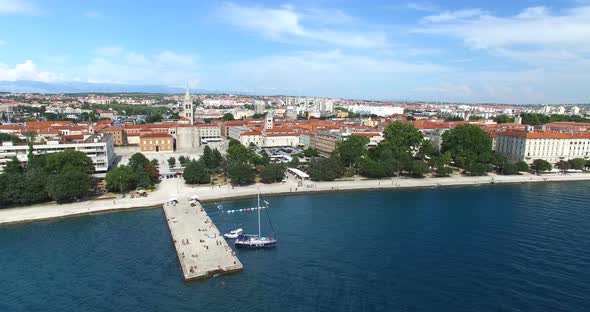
[
  {"left": 162, "top": 199, "right": 242, "bottom": 280},
  {"left": 1, "top": 172, "right": 590, "bottom": 226}
]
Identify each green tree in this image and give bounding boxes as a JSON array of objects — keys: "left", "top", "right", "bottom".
[
  {"left": 408, "top": 160, "right": 430, "bottom": 178},
  {"left": 441, "top": 125, "right": 492, "bottom": 168},
  {"left": 183, "top": 160, "right": 211, "bottom": 184},
  {"left": 382, "top": 121, "right": 424, "bottom": 152},
  {"left": 308, "top": 157, "right": 345, "bottom": 181},
  {"left": 168, "top": 157, "right": 176, "bottom": 167},
  {"left": 337, "top": 135, "right": 369, "bottom": 168},
  {"left": 211, "top": 148, "right": 224, "bottom": 171},
  {"left": 492, "top": 115, "right": 515, "bottom": 124},
  {"left": 105, "top": 165, "right": 137, "bottom": 193},
  {"left": 568, "top": 158, "right": 586, "bottom": 170},
  {"left": 501, "top": 163, "right": 519, "bottom": 175},
  {"left": 46, "top": 149, "right": 94, "bottom": 174},
  {"left": 178, "top": 155, "right": 189, "bottom": 165},
  {"left": 531, "top": 159, "right": 552, "bottom": 172},
  {"left": 585, "top": 160, "right": 590, "bottom": 170},
  {"left": 555, "top": 160, "right": 571, "bottom": 172},
  {"left": 465, "top": 162, "right": 491, "bottom": 176},
  {"left": 417, "top": 140, "right": 437, "bottom": 160},
  {"left": 229, "top": 162, "right": 256, "bottom": 185},
  {"left": 222, "top": 113, "right": 235, "bottom": 121},
  {"left": 47, "top": 169, "right": 93, "bottom": 203},
  {"left": 303, "top": 147, "right": 319, "bottom": 157},
  {"left": 201, "top": 145, "right": 214, "bottom": 169},
  {"left": 145, "top": 114, "right": 162, "bottom": 123},
  {"left": 260, "top": 163, "right": 286, "bottom": 183},
  {"left": 289, "top": 156, "right": 300, "bottom": 168},
  {"left": 516, "top": 161, "right": 529, "bottom": 172},
  {"left": 360, "top": 159, "right": 387, "bottom": 179}
]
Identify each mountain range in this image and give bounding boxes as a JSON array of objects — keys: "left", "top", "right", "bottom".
[{"left": 0, "top": 80, "right": 225, "bottom": 95}]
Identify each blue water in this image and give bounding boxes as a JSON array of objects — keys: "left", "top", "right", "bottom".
[{"left": 1, "top": 182, "right": 590, "bottom": 311}]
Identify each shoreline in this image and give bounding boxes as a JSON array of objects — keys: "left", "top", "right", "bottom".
[{"left": 1, "top": 172, "right": 589, "bottom": 227}]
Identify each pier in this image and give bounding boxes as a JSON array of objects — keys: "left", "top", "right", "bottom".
[{"left": 162, "top": 199, "right": 243, "bottom": 281}]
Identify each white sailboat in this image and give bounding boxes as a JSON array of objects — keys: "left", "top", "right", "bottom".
[{"left": 234, "top": 192, "right": 277, "bottom": 248}]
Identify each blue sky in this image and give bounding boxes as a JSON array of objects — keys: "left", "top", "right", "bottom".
[{"left": 1, "top": 0, "right": 589, "bottom": 103}]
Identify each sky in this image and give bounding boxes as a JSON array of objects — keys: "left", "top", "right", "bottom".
[{"left": 1, "top": 0, "right": 590, "bottom": 104}]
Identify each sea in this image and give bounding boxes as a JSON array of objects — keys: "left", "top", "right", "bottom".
[{"left": 1, "top": 182, "right": 589, "bottom": 312}]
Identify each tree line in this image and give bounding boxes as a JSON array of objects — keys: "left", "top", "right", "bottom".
[{"left": 0, "top": 149, "right": 96, "bottom": 206}]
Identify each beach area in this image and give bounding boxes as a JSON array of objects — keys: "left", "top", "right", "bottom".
[{"left": 1, "top": 172, "right": 589, "bottom": 226}]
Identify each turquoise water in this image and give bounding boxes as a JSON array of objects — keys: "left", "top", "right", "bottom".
[{"left": 1, "top": 182, "right": 589, "bottom": 311}]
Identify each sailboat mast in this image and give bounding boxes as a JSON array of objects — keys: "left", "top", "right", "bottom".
[{"left": 257, "top": 192, "right": 261, "bottom": 238}]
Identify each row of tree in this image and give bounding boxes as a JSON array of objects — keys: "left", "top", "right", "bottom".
[
  {"left": 104, "top": 153, "right": 159, "bottom": 193},
  {"left": 0, "top": 150, "right": 96, "bottom": 206}
]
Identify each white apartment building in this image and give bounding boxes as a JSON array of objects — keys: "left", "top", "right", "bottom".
[
  {"left": 496, "top": 130, "right": 590, "bottom": 164},
  {"left": 0, "top": 133, "right": 115, "bottom": 173}
]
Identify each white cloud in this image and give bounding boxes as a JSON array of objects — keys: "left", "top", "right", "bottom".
[
  {"left": 0, "top": 39, "right": 6, "bottom": 45},
  {"left": 0, "top": 0, "right": 39, "bottom": 15},
  {"left": 219, "top": 2, "right": 389, "bottom": 49},
  {"left": 417, "top": 6, "right": 590, "bottom": 50},
  {"left": 0, "top": 60, "right": 61, "bottom": 82},
  {"left": 422, "top": 9, "right": 485, "bottom": 23},
  {"left": 405, "top": 2, "right": 438, "bottom": 12}
]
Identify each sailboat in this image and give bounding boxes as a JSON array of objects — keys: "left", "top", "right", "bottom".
[{"left": 234, "top": 193, "right": 277, "bottom": 248}]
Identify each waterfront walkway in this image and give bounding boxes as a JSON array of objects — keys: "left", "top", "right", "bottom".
[
  {"left": 162, "top": 199, "right": 242, "bottom": 280},
  {"left": 1, "top": 172, "right": 590, "bottom": 226}
]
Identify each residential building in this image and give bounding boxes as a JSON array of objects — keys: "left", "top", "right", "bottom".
[
  {"left": 139, "top": 133, "right": 174, "bottom": 152},
  {"left": 103, "top": 126, "right": 125, "bottom": 145},
  {"left": 0, "top": 133, "right": 115, "bottom": 173},
  {"left": 312, "top": 131, "right": 342, "bottom": 157},
  {"left": 496, "top": 129, "right": 590, "bottom": 164}
]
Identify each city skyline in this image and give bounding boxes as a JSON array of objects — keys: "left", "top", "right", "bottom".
[{"left": 1, "top": 0, "right": 590, "bottom": 104}]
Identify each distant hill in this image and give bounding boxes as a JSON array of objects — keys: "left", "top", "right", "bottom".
[{"left": 0, "top": 80, "right": 224, "bottom": 95}]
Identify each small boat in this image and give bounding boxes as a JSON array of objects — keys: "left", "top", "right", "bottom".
[
  {"left": 235, "top": 193, "right": 277, "bottom": 248},
  {"left": 223, "top": 228, "right": 243, "bottom": 239}
]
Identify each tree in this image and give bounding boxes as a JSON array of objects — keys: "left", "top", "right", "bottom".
[
  {"left": 46, "top": 149, "right": 94, "bottom": 175},
  {"left": 516, "top": 161, "right": 529, "bottom": 172},
  {"left": 465, "top": 162, "right": 491, "bottom": 176},
  {"left": 145, "top": 114, "right": 162, "bottom": 123},
  {"left": 178, "top": 155, "right": 189, "bottom": 166},
  {"left": 531, "top": 159, "right": 552, "bottom": 172},
  {"left": 585, "top": 160, "right": 590, "bottom": 170},
  {"left": 222, "top": 113, "right": 235, "bottom": 121},
  {"left": 417, "top": 140, "right": 437, "bottom": 160},
  {"left": 303, "top": 147, "right": 319, "bottom": 157},
  {"left": 201, "top": 145, "right": 214, "bottom": 169},
  {"left": 308, "top": 157, "right": 345, "bottom": 181},
  {"left": 408, "top": 160, "right": 430, "bottom": 178},
  {"left": 337, "top": 135, "right": 369, "bottom": 168},
  {"left": 289, "top": 156, "right": 300, "bottom": 168},
  {"left": 47, "top": 169, "right": 93, "bottom": 203},
  {"left": 183, "top": 160, "right": 210, "bottom": 184},
  {"left": 168, "top": 157, "right": 176, "bottom": 167},
  {"left": 229, "top": 162, "right": 256, "bottom": 185},
  {"left": 260, "top": 163, "right": 286, "bottom": 183},
  {"left": 360, "top": 159, "right": 386, "bottom": 178},
  {"left": 555, "top": 160, "right": 571, "bottom": 172},
  {"left": 227, "top": 141, "right": 256, "bottom": 164},
  {"left": 492, "top": 115, "right": 515, "bottom": 124},
  {"left": 501, "top": 163, "right": 519, "bottom": 175},
  {"left": 568, "top": 158, "right": 586, "bottom": 170},
  {"left": 211, "top": 148, "right": 224, "bottom": 171},
  {"left": 441, "top": 125, "right": 492, "bottom": 168},
  {"left": 382, "top": 121, "right": 424, "bottom": 152},
  {"left": 105, "top": 165, "right": 137, "bottom": 193}
]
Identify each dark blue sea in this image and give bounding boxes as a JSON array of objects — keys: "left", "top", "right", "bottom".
[{"left": 1, "top": 182, "right": 589, "bottom": 311}]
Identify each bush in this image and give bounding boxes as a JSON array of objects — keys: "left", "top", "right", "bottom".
[
  {"left": 183, "top": 161, "right": 210, "bottom": 184},
  {"left": 465, "top": 162, "right": 491, "bottom": 176},
  {"left": 501, "top": 163, "right": 519, "bottom": 175},
  {"left": 229, "top": 162, "right": 256, "bottom": 185},
  {"left": 168, "top": 157, "right": 176, "bottom": 167},
  {"left": 360, "top": 159, "right": 387, "bottom": 179},
  {"left": 260, "top": 164, "right": 286, "bottom": 183},
  {"left": 516, "top": 161, "right": 529, "bottom": 172},
  {"left": 531, "top": 159, "right": 552, "bottom": 172}
]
